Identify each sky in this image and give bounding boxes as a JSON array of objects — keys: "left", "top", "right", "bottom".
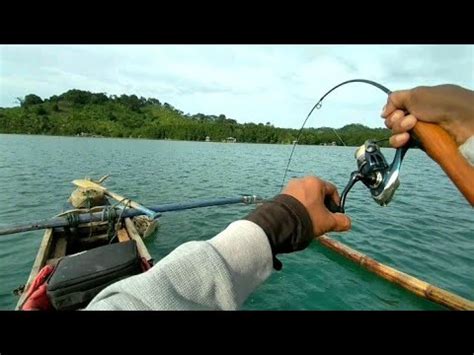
[{"left": 1, "top": 45, "right": 472, "bottom": 129}]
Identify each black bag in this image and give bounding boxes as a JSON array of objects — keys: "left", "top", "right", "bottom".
[{"left": 47, "top": 240, "right": 142, "bottom": 310}]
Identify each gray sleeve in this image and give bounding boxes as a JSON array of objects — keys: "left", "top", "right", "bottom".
[{"left": 85, "top": 220, "right": 273, "bottom": 310}]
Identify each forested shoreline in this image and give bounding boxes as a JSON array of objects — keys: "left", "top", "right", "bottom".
[{"left": 0, "top": 90, "right": 391, "bottom": 146}]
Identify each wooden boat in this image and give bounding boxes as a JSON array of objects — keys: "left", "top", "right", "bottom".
[{"left": 15, "top": 196, "right": 157, "bottom": 310}]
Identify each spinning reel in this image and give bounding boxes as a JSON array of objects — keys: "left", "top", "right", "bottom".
[
  {"left": 335, "top": 140, "right": 411, "bottom": 213},
  {"left": 282, "top": 79, "right": 418, "bottom": 214}
]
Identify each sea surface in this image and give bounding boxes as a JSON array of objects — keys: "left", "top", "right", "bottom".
[{"left": 0, "top": 134, "right": 472, "bottom": 310}]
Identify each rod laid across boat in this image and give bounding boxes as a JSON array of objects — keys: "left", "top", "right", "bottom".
[{"left": 0, "top": 195, "right": 263, "bottom": 237}]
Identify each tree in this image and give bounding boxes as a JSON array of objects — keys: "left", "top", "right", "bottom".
[
  {"left": 147, "top": 98, "right": 161, "bottom": 106},
  {"left": 34, "top": 105, "right": 47, "bottom": 115},
  {"left": 91, "top": 93, "right": 108, "bottom": 104},
  {"left": 23, "top": 94, "right": 43, "bottom": 107},
  {"left": 163, "top": 103, "right": 175, "bottom": 111},
  {"left": 59, "top": 89, "right": 93, "bottom": 105},
  {"left": 118, "top": 94, "right": 141, "bottom": 111}
]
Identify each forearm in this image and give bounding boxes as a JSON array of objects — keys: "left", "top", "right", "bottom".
[
  {"left": 446, "top": 86, "right": 474, "bottom": 145},
  {"left": 85, "top": 194, "right": 314, "bottom": 310},
  {"left": 85, "top": 220, "right": 273, "bottom": 310}
]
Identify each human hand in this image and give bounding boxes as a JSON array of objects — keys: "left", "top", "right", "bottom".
[
  {"left": 281, "top": 176, "right": 351, "bottom": 237},
  {"left": 381, "top": 84, "right": 474, "bottom": 147},
  {"left": 245, "top": 176, "right": 351, "bottom": 270}
]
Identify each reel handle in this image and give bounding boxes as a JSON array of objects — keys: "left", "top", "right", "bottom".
[
  {"left": 412, "top": 121, "right": 474, "bottom": 206},
  {"left": 325, "top": 196, "right": 343, "bottom": 213}
]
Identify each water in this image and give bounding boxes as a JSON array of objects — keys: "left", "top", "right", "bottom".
[{"left": 0, "top": 134, "right": 472, "bottom": 310}]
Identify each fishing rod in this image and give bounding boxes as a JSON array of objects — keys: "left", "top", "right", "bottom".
[
  {"left": 0, "top": 195, "right": 262, "bottom": 237},
  {"left": 281, "top": 79, "right": 474, "bottom": 212},
  {"left": 278, "top": 80, "right": 474, "bottom": 311}
]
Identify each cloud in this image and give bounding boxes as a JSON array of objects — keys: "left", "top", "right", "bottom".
[
  {"left": 1, "top": 45, "right": 472, "bottom": 128},
  {"left": 380, "top": 45, "right": 474, "bottom": 87}
]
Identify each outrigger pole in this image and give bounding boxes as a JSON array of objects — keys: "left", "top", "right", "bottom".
[{"left": 317, "top": 235, "right": 474, "bottom": 311}]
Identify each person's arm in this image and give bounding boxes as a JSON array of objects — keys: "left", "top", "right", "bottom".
[
  {"left": 381, "top": 84, "right": 474, "bottom": 164},
  {"left": 86, "top": 177, "right": 351, "bottom": 310},
  {"left": 86, "top": 219, "right": 274, "bottom": 310}
]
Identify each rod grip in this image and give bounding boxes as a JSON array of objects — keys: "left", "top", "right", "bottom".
[{"left": 412, "top": 121, "right": 474, "bottom": 206}]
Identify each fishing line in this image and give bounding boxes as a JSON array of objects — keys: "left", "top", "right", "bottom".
[{"left": 279, "top": 79, "right": 392, "bottom": 191}]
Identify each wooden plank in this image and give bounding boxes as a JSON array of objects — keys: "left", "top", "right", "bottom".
[
  {"left": 117, "top": 228, "right": 130, "bottom": 242},
  {"left": 77, "top": 233, "right": 109, "bottom": 246},
  {"left": 124, "top": 218, "right": 152, "bottom": 262},
  {"left": 53, "top": 223, "right": 108, "bottom": 240},
  {"left": 53, "top": 237, "right": 67, "bottom": 259},
  {"left": 46, "top": 257, "right": 61, "bottom": 266},
  {"left": 16, "top": 228, "right": 54, "bottom": 310}
]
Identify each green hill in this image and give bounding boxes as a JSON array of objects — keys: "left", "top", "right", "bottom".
[{"left": 0, "top": 89, "right": 391, "bottom": 146}]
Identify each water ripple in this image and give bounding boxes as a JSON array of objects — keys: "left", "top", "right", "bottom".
[{"left": 0, "top": 135, "right": 472, "bottom": 310}]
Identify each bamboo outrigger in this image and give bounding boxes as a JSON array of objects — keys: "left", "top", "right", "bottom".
[{"left": 317, "top": 235, "right": 474, "bottom": 311}]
